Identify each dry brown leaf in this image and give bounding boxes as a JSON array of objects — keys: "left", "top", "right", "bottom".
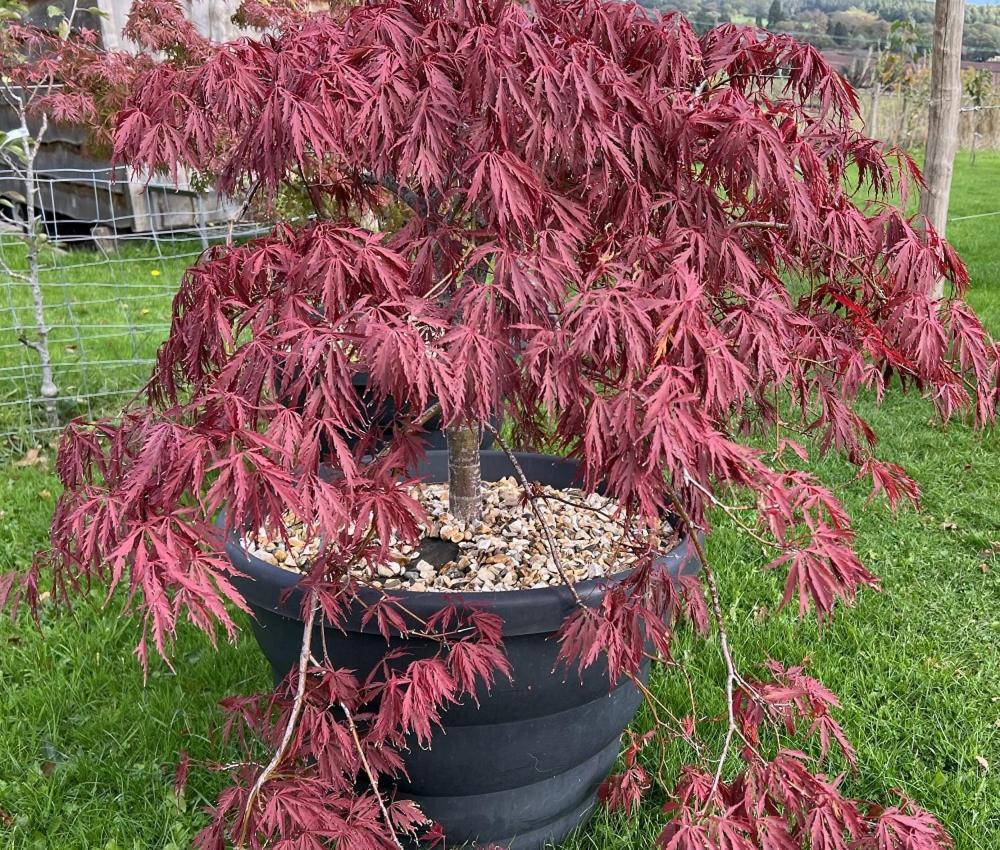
[
  {"left": 974, "top": 755, "right": 990, "bottom": 772},
  {"left": 14, "top": 448, "right": 47, "bottom": 468}
]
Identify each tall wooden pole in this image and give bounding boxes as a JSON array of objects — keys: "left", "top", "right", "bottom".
[{"left": 918, "top": 0, "right": 965, "bottom": 299}]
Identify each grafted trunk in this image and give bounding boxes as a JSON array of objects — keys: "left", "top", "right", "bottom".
[
  {"left": 919, "top": 0, "right": 965, "bottom": 299},
  {"left": 446, "top": 422, "right": 482, "bottom": 523}
]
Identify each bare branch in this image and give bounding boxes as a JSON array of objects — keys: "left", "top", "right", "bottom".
[
  {"left": 17, "top": 334, "right": 45, "bottom": 355},
  {"left": 236, "top": 590, "right": 320, "bottom": 849},
  {"left": 730, "top": 220, "right": 790, "bottom": 231},
  {"left": 358, "top": 170, "right": 429, "bottom": 217},
  {"left": 662, "top": 477, "right": 742, "bottom": 806},
  {"left": 339, "top": 700, "right": 407, "bottom": 850}
]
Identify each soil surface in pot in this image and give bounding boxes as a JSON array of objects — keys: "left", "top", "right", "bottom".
[{"left": 241, "top": 477, "right": 680, "bottom": 592}]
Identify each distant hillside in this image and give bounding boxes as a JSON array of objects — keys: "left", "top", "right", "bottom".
[{"left": 642, "top": 0, "right": 1000, "bottom": 60}]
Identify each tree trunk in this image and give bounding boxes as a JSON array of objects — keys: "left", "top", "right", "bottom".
[
  {"left": 18, "top": 112, "right": 59, "bottom": 430},
  {"left": 919, "top": 0, "right": 965, "bottom": 299},
  {"left": 446, "top": 422, "right": 482, "bottom": 523}
]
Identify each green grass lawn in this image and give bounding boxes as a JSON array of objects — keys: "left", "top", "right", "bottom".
[{"left": 0, "top": 156, "right": 998, "bottom": 849}]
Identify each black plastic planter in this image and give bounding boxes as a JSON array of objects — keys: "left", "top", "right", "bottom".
[{"left": 225, "top": 451, "right": 699, "bottom": 850}]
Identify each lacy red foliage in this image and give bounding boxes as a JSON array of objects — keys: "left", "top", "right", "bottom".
[
  {"left": 4, "top": 0, "right": 995, "bottom": 846},
  {"left": 598, "top": 730, "right": 655, "bottom": 815},
  {"left": 198, "top": 603, "right": 507, "bottom": 848},
  {"left": 735, "top": 661, "right": 857, "bottom": 769}
]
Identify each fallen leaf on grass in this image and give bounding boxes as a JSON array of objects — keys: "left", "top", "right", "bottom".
[
  {"left": 974, "top": 755, "right": 990, "bottom": 772},
  {"left": 39, "top": 741, "right": 66, "bottom": 777},
  {"left": 940, "top": 522, "right": 958, "bottom": 531},
  {"left": 38, "top": 489, "right": 52, "bottom": 499},
  {"left": 14, "top": 448, "right": 47, "bottom": 468}
]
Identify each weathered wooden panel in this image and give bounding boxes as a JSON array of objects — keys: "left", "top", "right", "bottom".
[
  {"left": 25, "top": 0, "right": 249, "bottom": 49},
  {"left": 5, "top": 0, "right": 248, "bottom": 232}
]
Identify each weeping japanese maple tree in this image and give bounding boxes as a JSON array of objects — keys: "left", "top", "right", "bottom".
[{"left": 6, "top": 0, "right": 999, "bottom": 846}]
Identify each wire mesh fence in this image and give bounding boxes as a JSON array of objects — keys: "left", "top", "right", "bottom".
[
  {"left": 0, "top": 167, "right": 262, "bottom": 456},
  {"left": 853, "top": 89, "right": 1000, "bottom": 152},
  {"left": 2, "top": 151, "right": 999, "bottom": 460}
]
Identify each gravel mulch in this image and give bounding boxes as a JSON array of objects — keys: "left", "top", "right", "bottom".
[{"left": 242, "top": 477, "right": 678, "bottom": 592}]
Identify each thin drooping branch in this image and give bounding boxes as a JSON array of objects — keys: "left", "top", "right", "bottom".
[
  {"left": 339, "top": 700, "right": 406, "bottom": 850},
  {"left": 701, "top": 563, "right": 740, "bottom": 801},
  {"left": 236, "top": 591, "right": 320, "bottom": 849},
  {"left": 684, "top": 474, "right": 782, "bottom": 550},
  {"left": 486, "top": 425, "right": 707, "bottom": 775},
  {"left": 662, "top": 478, "right": 742, "bottom": 805},
  {"left": 236, "top": 526, "right": 377, "bottom": 847}
]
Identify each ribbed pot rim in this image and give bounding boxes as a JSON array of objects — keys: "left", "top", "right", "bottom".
[{"left": 222, "top": 451, "right": 699, "bottom": 637}]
